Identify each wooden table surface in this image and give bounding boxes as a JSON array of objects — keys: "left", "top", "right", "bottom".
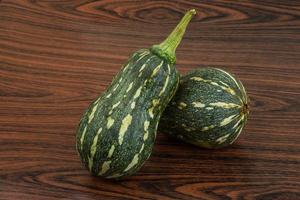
[{"left": 1, "top": 1, "right": 300, "bottom": 199}]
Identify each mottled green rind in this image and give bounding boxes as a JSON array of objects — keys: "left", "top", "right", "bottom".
[
  {"left": 76, "top": 49, "right": 179, "bottom": 179},
  {"left": 159, "top": 68, "right": 249, "bottom": 149}
]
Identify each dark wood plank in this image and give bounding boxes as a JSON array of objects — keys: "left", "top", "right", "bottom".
[{"left": 0, "top": 0, "right": 300, "bottom": 199}]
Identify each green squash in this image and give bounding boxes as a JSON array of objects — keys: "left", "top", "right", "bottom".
[
  {"left": 159, "top": 67, "right": 249, "bottom": 149},
  {"left": 76, "top": 9, "right": 196, "bottom": 179}
]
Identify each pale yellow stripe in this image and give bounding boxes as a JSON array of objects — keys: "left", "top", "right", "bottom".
[
  {"left": 112, "top": 101, "right": 121, "bottom": 109},
  {"left": 118, "top": 114, "right": 132, "bottom": 145},
  {"left": 233, "top": 115, "right": 244, "bottom": 129},
  {"left": 126, "top": 82, "right": 133, "bottom": 93},
  {"left": 148, "top": 107, "right": 154, "bottom": 118},
  {"left": 216, "top": 68, "right": 240, "bottom": 89},
  {"left": 151, "top": 61, "right": 164, "bottom": 77},
  {"left": 112, "top": 84, "right": 119, "bottom": 92},
  {"left": 139, "top": 63, "right": 147, "bottom": 72},
  {"left": 124, "top": 154, "right": 139, "bottom": 172},
  {"left": 133, "top": 86, "right": 142, "bottom": 99},
  {"left": 220, "top": 114, "right": 238, "bottom": 126},
  {"left": 215, "top": 68, "right": 244, "bottom": 102},
  {"left": 88, "top": 127, "right": 103, "bottom": 171},
  {"left": 98, "top": 161, "right": 111, "bottom": 175},
  {"left": 88, "top": 104, "right": 98, "bottom": 123},
  {"left": 230, "top": 125, "right": 244, "bottom": 144},
  {"left": 190, "top": 76, "right": 237, "bottom": 96},
  {"left": 134, "top": 51, "right": 149, "bottom": 64},
  {"left": 192, "top": 102, "right": 205, "bottom": 108},
  {"left": 177, "top": 102, "right": 187, "bottom": 110},
  {"left": 131, "top": 101, "right": 136, "bottom": 109},
  {"left": 107, "top": 173, "right": 122, "bottom": 179},
  {"left": 216, "top": 133, "right": 231, "bottom": 144},
  {"left": 80, "top": 127, "right": 87, "bottom": 149},
  {"left": 159, "top": 76, "right": 169, "bottom": 96},
  {"left": 139, "top": 143, "right": 145, "bottom": 153},
  {"left": 107, "top": 145, "right": 115, "bottom": 158},
  {"left": 201, "top": 125, "right": 215, "bottom": 131},
  {"left": 143, "top": 121, "right": 150, "bottom": 141},
  {"left": 219, "top": 81, "right": 229, "bottom": 87},
  {"left": 107, "top": 117, "right": 115, "bottom": 129},
  {"left": 209, "top": 102, "right": 241, "bottom": 109},
  {"left": 190, "top": 77, "right": 204, "bottom": 81},
  {"left": 106, "top": 93, "right": 112, "bottom": 98}
]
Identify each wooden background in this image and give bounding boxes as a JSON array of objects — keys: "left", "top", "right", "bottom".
[{"left": 1, "top": 0, "right": 300, "bottom": 199}]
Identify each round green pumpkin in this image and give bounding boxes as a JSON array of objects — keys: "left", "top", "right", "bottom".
[{"left": 159, "top": 67, "right": 250, "bottom": 149}]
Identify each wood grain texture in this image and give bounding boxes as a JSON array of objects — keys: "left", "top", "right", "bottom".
[{"left": 0, "top": 0, "right": 300, "bottom": 199}]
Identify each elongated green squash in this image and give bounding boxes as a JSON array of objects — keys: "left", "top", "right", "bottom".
[
  {"left": 159, "top": 68, "right": 249, "bottom": 149},
  {"left": 76, "top": 10, "right": 196, "bottom": 179}
]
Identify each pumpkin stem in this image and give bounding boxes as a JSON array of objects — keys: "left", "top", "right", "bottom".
[{"left": 151, "top": 9, "right": 196, "bottom": 64}]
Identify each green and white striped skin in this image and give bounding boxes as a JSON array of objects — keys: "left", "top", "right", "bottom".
[
  {"left": 76, "top": 9, "right": 196, "bottom": 179},
  {"left": 159, "top": 68, "right": 249, "bottom": 149},
  {"left": 76, "top": 49, "right": 179, "bottom": 178}
]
